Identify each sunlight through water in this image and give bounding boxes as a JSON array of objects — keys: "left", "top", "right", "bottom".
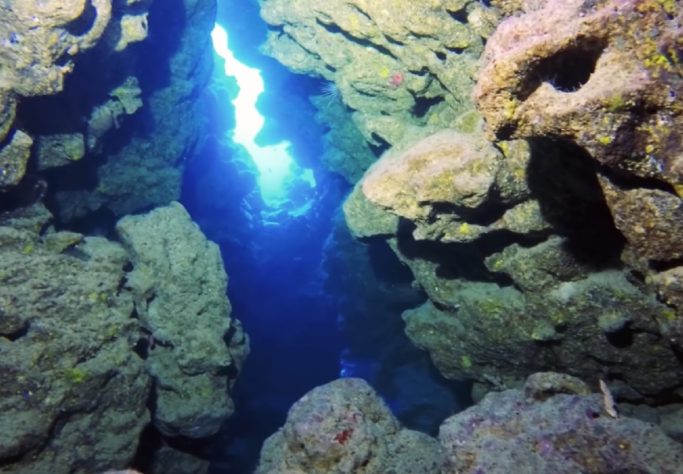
[{"left": 210, "top": 23, "right": 315, "bottom": 209}]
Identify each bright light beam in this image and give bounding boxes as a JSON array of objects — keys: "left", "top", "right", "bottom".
[{"left": 210, "top": 23, "right": 296, "bottom": 206}]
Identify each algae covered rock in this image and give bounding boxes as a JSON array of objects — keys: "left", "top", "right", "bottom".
[
  {"left": 342, "top": 181, "right": 399, "bottom": 239},
  {"left": 0, "top": 204, "right": 150, "bottom": 473},
  {"left": 261, "top": 0, "right": 498, "bottom": 178},
  {"left": 257, "top": 378, "right": 444, "bottom": 474},
  {"left": 474, "top": 0, "right": 683, "bottom": 187},
  {"left": 35, "top": 133, "right": 86, "bottom": 170},
  {"left": 599, "top": 174, "right": 683, "bottom": 262},
  {"left": 439, "top": 373, "right": 683, "bottom": 473},
  {"left": 400, "top": 236, "right": 683, "bottom": 400},
  {"left": 0, "top": 130, "right": 32, "bottom": 189},
  {"left": 116, "top": 202, "right": 248, "bottom": 438},
  {"left": 352, "top": 129, "right": 546, "bottom": 244},
  {"left": 362, "top": 130, "right": 501, "bottom": 221}
]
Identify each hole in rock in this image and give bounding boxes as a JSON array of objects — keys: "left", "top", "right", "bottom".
[
  {"left": 413, "top": 95, "right": 444, "bottom": 118},
  {"left": 531, "top": 39, "right": 605, "bottom": 93}
]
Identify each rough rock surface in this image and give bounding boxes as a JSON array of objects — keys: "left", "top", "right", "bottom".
[
  {"left": 354, "top": 130, "right": 544, "bottom": 244},
  {"left": 347, "top": 126, "right": 683, "bottom": 401},
  {"left": 599, "top": 174, "right": 683, "bottom": 262},
  {"left": 362, "top": 131, "right": 502, "bottom": 221},
  {"left": 0, "top": 204, "right": 150, "bottom": 473},
  {"left": 257, "top": 378, "right": 444, "bottom": 474},
  {"left": 53, "top": 0, "right": 216, "bottom": 220},
  {"left": 475, "top": 0, "right": 683, "bottom": 187},
  {"left": 116, "top": 202, "right": 248, "bottom": 438},
  {"left": 403, "top": 235, "right": 683, "bottom": 400},
  {"left": 261, "top": 0, "right": 500, "bottom": 178},
  {"left": 439, "top": 373, "right": 683, "bottom": 473},
  {"left": 0, "top": 0, "right": 151, "bottom": 191},
  {"left": 472, "top": 0, "right": 683, "bottom": 375}
]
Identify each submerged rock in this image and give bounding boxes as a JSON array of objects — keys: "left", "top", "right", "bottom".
[
  {"left": 257, "top": 378, "right": 444, "bottom": 474},
  {"left": 0, "top": 204, "right": 150, "bottom": 473},
  {"left": 439, "top": 373, "right": 683, "bottom": 473},
  {"left": 261, "top": 0, "right": 498, "bottom": 179},
  {"left": 475, "top": 0, "right": 683, "bottom": 187},
  {"left": 0, "top": 0, "right": 153, "bottom": 192},
  {"left": 116, "top": 202, "right": 249, "bottom": 439}
]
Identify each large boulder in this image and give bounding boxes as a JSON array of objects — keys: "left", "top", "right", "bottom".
[
  {"left": 257, "top": 378, "right": 444, "bottom": 474},
  {"left": 116, "top": 202, "right": 249, "bottom": 438},
  {"left": 439, "top": 372, "right": 683, "bottom": 473},
  {"left": 475, "top": 0, "right": 683, "bottom": 188},
  {"left": 0, "top": 204, "right": 150, "bottom": 473}
]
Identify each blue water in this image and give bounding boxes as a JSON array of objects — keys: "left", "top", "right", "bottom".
[{"left": 178, "top": 1, "right": 470, "bottom": 471}]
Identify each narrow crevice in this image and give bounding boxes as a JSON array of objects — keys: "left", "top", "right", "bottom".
[{"left": 316, "top": 19, "right": 398, "bottom": 60}]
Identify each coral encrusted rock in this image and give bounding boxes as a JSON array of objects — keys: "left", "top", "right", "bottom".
[
  {"left": 0, "top": 204, "right": 150, "bottom": 473},
  {"left": 0, "top": 0, "right": 150, "bottom": 190},
  {"left": 439, "top": 373, "right": 683, "bottom": 473},
  {"left": 257, "top": 378, "right": 444, "bottom": 474},
  {"left": 116, "top": 202, "right": 248, "bottom": 438},
  {"left": 474, "top": 0, "right": 683, "bottom": 187},
  {"left": 261, "top": 0, "right": 500, "bottom": 179}
]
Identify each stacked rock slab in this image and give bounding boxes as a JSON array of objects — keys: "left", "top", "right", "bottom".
[
  {"left": 474, "top": 0, "right": 683, "bottom": 355},
  {"left": 346, "top": 125, "right": 683, "bottom": 401},
  {"left": 260, "top": 0, "right": 499, "bottom": 180}
]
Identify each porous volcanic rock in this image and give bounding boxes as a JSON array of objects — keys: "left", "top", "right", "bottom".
[
  {"left": 116, "top": 202, "right": 248, "bottom": 438},
  {"left": 257, "top": 378, "right": 444, "bottom": 474}
]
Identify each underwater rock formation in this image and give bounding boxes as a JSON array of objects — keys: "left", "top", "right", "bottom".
[
  {"left": 261, "top": 373, "right": 683, "bottom": 473},
  {"left": 260, "top": 0, "right": 499, "bottom": 179},
  {"left": 439, "top": 372, "right": 683, "bottom": 473},
  {"left": 257, "top": 378, "right": 445, "bottom": 474},
  {"left": 117, "top": 202, "right": 248, "bottom": 439},
  {"left": 0, "top": 0, "right": 246, "bottom": 471},
  {"left": 69, "top": 0, "right": 217, "bottom": 218},
  {"left": 0, "top": 204, "right": 150, "bottom": 473},
  {"left": 0, "top": 0, "right": 215, "bottom": 224},
  {"left": 0, "top": 0, "right": 150, "bottom": 193},
  {"left": 475, "top": 0, "right": 683, "bottom": 188},
  {"left": 346, "top": 125, "right": 683, "bottom": 402},
  {"left": 471, "top": 0, "right": 683, "bottom": 384},
  {"left": 0, "top": 201, "right": 247, "bottom": 471}
]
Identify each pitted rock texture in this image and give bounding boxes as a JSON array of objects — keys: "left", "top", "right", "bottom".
[
  {"left": 0, "top": 204, "right": 150, "bottom": 473},
  {"left": 116, "top": 202, "right": 248, "bottom": 438},
  {"left": 399, "top": 237, "right": 683, "bottom": 400},
  {"left": 599, "top": 174, "right": 683, "bottom": 262},
  {"left": 257, "top": 378, "right": 444, "bottom": 474},
  {"left": 474, "top": 0, "right": 683, "bottom": 187},
  {"left": 439, "top": 373, "right": 683, "bottom": 473},
  {"left": 346, "top": 128, "right": 683, "bottom": 401},
  {"left": 0, "top": 0, "right": 153, "bottom": 190},
  {"left": 351, "top": 130, "right": 543, "bottom": 244},
  {"left": 261, "top": 0, "right": 499, "bottom": 178}
]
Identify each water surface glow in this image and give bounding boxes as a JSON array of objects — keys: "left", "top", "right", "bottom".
[{"left": 211, "top": 24, "right": 314, "bottom": 207}]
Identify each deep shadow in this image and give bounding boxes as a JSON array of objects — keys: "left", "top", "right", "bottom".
[{"left": 526, "top": 138, "right": 625, "bottom": 266}]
